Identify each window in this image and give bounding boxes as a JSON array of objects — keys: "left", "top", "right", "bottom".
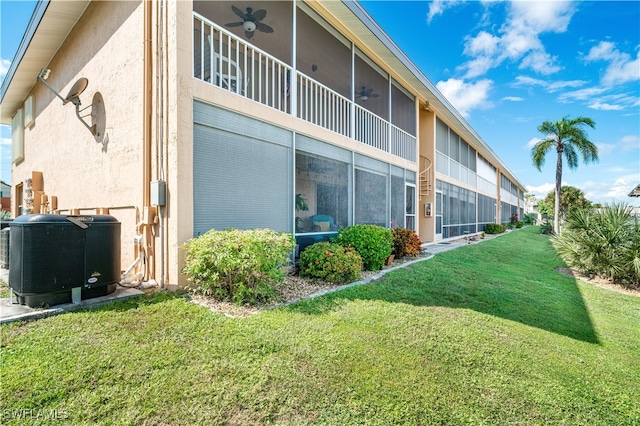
[
  {"left": 355, "top": 168, "right": 387, "bottom": 226},
  {"left": 12, "top": 108, "right": 24, "bottom": 163},
  {"left": 295, "top": 151, "right": 349, "bottom": 233}
]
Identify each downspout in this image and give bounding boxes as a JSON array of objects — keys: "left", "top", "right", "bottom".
[
  {"left": 143, "top": 0, "right": 154, "bottom": 280},
  {"left": 156, "top": 0, "right": 166, "bottom": 289}
]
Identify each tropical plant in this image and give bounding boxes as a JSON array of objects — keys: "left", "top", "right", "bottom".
[
  {"left": 552, "top": 203, "right": 640, "bottom": 287},
  {"left": 391, "top": 227, "right": 423, "bottom": 258},
  {"left": 298, "top": 242, "right": 362, "bottom": 284},
  {"left": 538, "top": 186, "right": 592, "bottom": 223},
  {"left": 530, "top": 116, "right": 598, "bottom": 234},
  {"left": 0, "top": 211, "right": 10, "bottom": 220},
  {"left": 295, "top": 194, "right": 309, "bottom": 232}
]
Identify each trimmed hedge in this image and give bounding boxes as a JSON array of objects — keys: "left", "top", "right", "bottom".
[
  {"left": 485, "top": 223, "right": 507, "bottom": 234},
  {"left": 299, "top": 242, "right": 362, "bottom": 284},
  {"left": 334, "top": 224, "right": 393, "bottom": 270},
  {"left": 181, "top": 228, "right": 295, "bottom": 305}
]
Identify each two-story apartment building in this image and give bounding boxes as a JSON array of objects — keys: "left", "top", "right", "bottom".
[{"left": 1, "top": 0, "right": 526, "bottom": 288}]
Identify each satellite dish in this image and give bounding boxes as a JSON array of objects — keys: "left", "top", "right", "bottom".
[{"left": 63, "top": 78, "right": 89, "bottom": 105}]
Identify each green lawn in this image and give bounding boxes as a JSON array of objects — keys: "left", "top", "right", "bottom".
[{"left": 1, "top": 226, "right": 639, "bottom": 425}]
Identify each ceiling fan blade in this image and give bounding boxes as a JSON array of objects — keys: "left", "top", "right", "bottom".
[
  {"left": 370, "top": 93, "right": 380, "bottom": 98},
  {"left": 245, "top": 29, "right": 255, "bottom": 39},
  {"left": 251, "top": 9, "right": 267, "bottom": 21},
  {"left": 365, "top": 88, "right": 374, "bottom": 95},
  {"left": 225, "top": 21, "right": 244, "bottom": 27},
  {"left": 255, "top": 22, "right": 274, "bottom": 33},
  {"left": 231, "top": 5, "right": 247, "bottom": 19}
]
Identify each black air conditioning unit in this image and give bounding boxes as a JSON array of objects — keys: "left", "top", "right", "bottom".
[{"left": 9, "top": 214, "right": 121, "bottom": 307}]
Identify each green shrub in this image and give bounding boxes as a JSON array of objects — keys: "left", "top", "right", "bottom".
[
  {"left": 334, "top": 224, "right": 393, "bottom": 270},
  {"left": 552, "top": 203, "right": 640, "bottom": 287},
  {"left": 298, "top": 242, "right": 362, "bottom": 284},
  {"left": 181, "top": 228, "right": 295, "bottom": 305},
  {"left": 391, "top": 227, "right": 423, "bottom": 258},
  {"left": 540, "top": 220, "right": 554, "bottom": 235},
  {"left": 485, "top": 223, "right": 507, "bottom": 234},
  {"left": 523, "top": 213, "right": 537, "bottom": 225},
  {"left": 516, "top": 221, "right": 524, "bottom": 229}
]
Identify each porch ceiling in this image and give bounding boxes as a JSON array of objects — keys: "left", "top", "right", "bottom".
[
  {"left": 316, "top": 0, "right": 526, "bottom": 191},
  {"left": 0, "top": 0, "right": 90, "bottom": 124}
]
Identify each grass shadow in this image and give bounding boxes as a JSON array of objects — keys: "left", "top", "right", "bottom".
[
  {"left": 287, "top": 227, "right": 600, "bottom": 344},
  {"left": 65, "top": 290, "right": 186, "bottom": 314}
]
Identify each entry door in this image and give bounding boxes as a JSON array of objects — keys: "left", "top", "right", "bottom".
[
  {"left": 435, "top": 190, "right": 443, "bottom": 240},
  {"left": 405, "top": 183, "right": 416, "bottom": 230}
]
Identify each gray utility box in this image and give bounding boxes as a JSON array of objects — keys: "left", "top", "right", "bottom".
[{"left": 9, "top": 214, "right": 121, "bottom": 307}]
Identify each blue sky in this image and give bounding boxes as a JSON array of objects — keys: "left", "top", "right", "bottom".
[{"left": 1, "top": 1, "right": 639, "bottom": 205}]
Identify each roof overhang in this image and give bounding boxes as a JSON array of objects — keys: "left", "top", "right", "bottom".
[
  {"left": 0, "top": 0, "right": 90, "bottom": 124},
  {"left": 629, "top": 184, "right": 640, "bottom": 197},
  {"left": 319, "top": 0, "right": 526, "bottom": 190}
]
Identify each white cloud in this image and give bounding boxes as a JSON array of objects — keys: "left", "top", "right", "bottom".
[
  {"left": 459, "top": 1, "right": 575, "bottom": 78},
  {"left": 559, "top": 88, "right": 639, "bottom": 110},
  {"left": 619, "top": 135, "right": 640, "bottom": 151},
  {"left": 0, "top": 58, "right": 11, "bottom": 84},
  {"left": 526, "top": 182, "right": 556, "bottom": 200},
  {"left": 557, "top": 87, "right": 607, "bottom": 103},
  {"left": 588, "top": 101, "right": 624, "bottom": 111},
  {"left": 585, "top": 41, "right": 640, "bottom": 87},
  {"left": 526, "top": 137, "right": 542, "bottom": 148},
  {"left": 426, "top": 0, "right": 463, "bottom": 24},
  {"left": 569, "top": 173, "right": 640, "bottom": 204},
  {"left": 512, "top": 76, "right": 586, "bottom": 93},
  {"left": 0, "top": 137, "right": 10, "bottom": 146},
  {"left": 605, "top": 178, "right": 638, "bottom": 201},
  {"left": 502, "top": 96, "right": 524, "bottom": 102},
  {"left": 519, "top": 50, "right": 561, "bottom": 75},
  {"left": 436, "top": 78, "right": 493, "bottom": 117},
  {"left": 465, "top": 31, "right": 500, "bottom": 56},
  {"left": 595, "top": 143, "right": 616, "bottom": 156},
  {"left": 529, "top": 177, "right": 639, "bottom": 205}
]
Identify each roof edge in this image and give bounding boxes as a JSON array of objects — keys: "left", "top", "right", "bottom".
[{"left": 0, "top": 1, "right": 49, "bottom": 103}]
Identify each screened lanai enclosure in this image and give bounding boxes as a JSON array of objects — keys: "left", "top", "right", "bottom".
[
  {"left": 193, "top": 0, "right": 417, "bottom": 163},
  {"left": 193, "top": 102, "right": 417, "bottom": 249}
]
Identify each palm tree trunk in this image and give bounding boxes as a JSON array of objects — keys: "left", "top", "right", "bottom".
[{"left": 554, "top": 149, "right": 563, "bottom": 234}]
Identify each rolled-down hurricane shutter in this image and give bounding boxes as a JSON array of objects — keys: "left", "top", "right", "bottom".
[{"left": 193, "top": 101, "right": 292, "bottom": 235}]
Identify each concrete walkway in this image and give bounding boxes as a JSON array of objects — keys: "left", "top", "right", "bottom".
[{"left": 0, "top": 268, "right": 144, "bottom": 325}]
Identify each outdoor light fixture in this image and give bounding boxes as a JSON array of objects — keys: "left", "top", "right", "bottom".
[{"left": 37, "top": 67, "right": 97, "bottom": 136}]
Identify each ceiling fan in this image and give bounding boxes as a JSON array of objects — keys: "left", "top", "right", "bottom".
[
  {"left": 225, "top": 6, "right": 274, "bottom": 39},
  {"left": 355, "top": 86, "right": 379, "bottom": 102}
]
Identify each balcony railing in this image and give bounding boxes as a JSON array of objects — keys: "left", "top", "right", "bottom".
[
  {"left": 193, "top": 13, "right": 416, "bottom": 163},
  {"left": 435, "top": 151, "right": 476, "bottom": 187}
]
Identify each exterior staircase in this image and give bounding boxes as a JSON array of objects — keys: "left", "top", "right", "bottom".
[{"left": 419, "top": 155, "right": 433, "bottom": 200}]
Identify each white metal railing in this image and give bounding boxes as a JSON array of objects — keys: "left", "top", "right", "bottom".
[
  {"left": 194, "top": 13, "right": 292, "bottom": 114},
  {"left": 193, "top": 13, "right": 416, "bottom": 162},
  {"left": 500, "top": 189, "right": 518, "bottom": 205},
  {"left": 354, "top": 104, "right": 389, "bottom": 152},
  {"left": 297, "top": 72, "right": 350, "bottom": 137},
  {"left": 392, "top": 126, "right": 416, "bottom": 162},
  {"left": 435, "top": 150, "right": 476, "bottom": 186},
  {"left": 477, "top": 176, "right": 497, "bottom": 196}
]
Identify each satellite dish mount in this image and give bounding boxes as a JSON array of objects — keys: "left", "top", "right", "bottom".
[{"left": 37, "top": 67, "right": 97, "bottom": 136}]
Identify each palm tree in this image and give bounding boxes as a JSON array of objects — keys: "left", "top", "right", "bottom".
[{"left": 531, "top": 116, "right": 598, "bottom": 234}]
